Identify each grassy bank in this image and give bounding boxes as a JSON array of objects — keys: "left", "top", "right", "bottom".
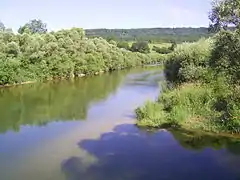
[
  {"left": 0, "top": 28, "right": 164, "bottom": 86},
  {"left": 136, "top": 30, "right": 240, "bottom": 134},
  {"left": 136, "top": 82, "right": 240, "bottom": 133}
]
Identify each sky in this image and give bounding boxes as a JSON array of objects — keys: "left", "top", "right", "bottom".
[{"left": 0, "top": 0, "right": 212, "bottom": 31}]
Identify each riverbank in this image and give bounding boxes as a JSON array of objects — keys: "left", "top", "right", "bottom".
[
  {"left": 0, "top": 65, "right": 240, "bottom": 180},
  {"left": 136, "top": 82, "right": 240, "bottom": 135},
  {"left": 0, "top": 66, "right": 162, "bottom": 133},
  {"left": 0, "top": 63, "right": 164, "bottom": 89},
  {"left": 136, "top": 35, "right": 240, "bottom": 135},
  {"left": 0, "top": 28, "right": 165, "bottom": 87}
]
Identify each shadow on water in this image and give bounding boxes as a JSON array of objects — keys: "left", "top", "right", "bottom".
[{"left": 61, "top": 124, "right": 240, "bottom": 180}]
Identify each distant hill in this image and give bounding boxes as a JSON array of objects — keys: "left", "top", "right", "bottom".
[{"left": 85, "top": 27, "right": 212, "bottom": 43}]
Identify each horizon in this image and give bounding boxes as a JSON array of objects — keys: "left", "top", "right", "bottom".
[
  {"left": 0, "top": 0, "right": 211, "bottom": 31},
  {"left": 84, "top": 26, "right": 209, "bottom": 30},
  {"left": 0, "top": 0, "right": 212, "bottom": 32}
]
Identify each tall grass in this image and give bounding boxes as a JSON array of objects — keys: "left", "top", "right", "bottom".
[
  {"left": 136, "top": 37, "right": 240, "bottom": 134},
  {"left": 136, "top": 82, "right": 240, "bottom": 133}
]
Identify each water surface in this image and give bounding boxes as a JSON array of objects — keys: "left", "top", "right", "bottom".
[{"left": 0, "top": 66, "right": 239, "bottom": 180}]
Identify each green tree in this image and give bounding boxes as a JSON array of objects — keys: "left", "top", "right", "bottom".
[
  {"left": 169, "top": 41, "right": 177, "bottom": 51},
  {"left": 6, "top": 42, "right": 21, "bottom": 57},
  {"left": 18, "top": 19, "right": 48, "bottom": 34},
  {"left": 210, "top": 30, "right": 240, "bottom": 84},
  {"left": 106, "top": 35, "right": 116, "bottom": 42},
  {"left": 209, "top": 0, "right": 240, "bottom": 32},
  {"left": 152, "top": 46, "right": 172, "bottom": 54},
  {"left": 117, "top": 41, "right": 130, "bottom": 50},
  {"left": 208, "top": 0, "right": 240, "bottom": 84},
  {"left": 131, "top": 41, "right": 150, "bottom": 53},
  {"left": 0, "top": 21, "right": 5, "bottom": 31},
  {"left": 0, "top": 25, "right": 161, "bottom": 86}
]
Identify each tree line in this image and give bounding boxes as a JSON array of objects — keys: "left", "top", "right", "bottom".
[
  {"left": 0, "top": 20, "right": 163, "bottom": 86},
  {"left": 136, "top": 0, "right": 240, "bottom": 134},
  {"left": 85, "top": 27, "right": 212, "bottom": 43}
]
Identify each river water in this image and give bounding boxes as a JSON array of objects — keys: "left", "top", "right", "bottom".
[{"left": 0, "top": 66, "right": 239, "bottom": 180}]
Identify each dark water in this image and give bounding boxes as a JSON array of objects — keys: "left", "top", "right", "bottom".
[{"left": 0, "top": 66, "right": 239, "bottom": 180}]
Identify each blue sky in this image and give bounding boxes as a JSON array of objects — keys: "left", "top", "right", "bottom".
[{"left": 0, "top": 0, "right": 212, "bottom": 31}]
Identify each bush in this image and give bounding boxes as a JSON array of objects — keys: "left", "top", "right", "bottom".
[
  {"left": 210, "top": 30, "right": 240, "bottom": 85},
  {"left": 117, "top": 41, "right": 130, "bottom": 50},
  {"left": 169, "top": 41, "right": 177, "bottom": 51},
  {"left": 136, "top": 36, "right": 240, "bottom": 134},
  {"left": 136, "top": 82, "right": 240, "bottom": 133},
  {"left": 164, "top": 38, "right": 212, "bottom": 84},
  {"left": 0, "top": 28, "right": 163, "bottom": 86},
  {"left": 130, "top": 41, "right": 150, "bottom": 53},
  {"left": 152, "top": 46, "right": 172, "bottom": 54},
  {"left": 136, "top": 1, "right": 240, "bottom": 135}
]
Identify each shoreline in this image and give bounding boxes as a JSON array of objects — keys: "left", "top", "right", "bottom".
[
  {"left": 0, "top": 81, "right": 37, "bottom": 88},
  {"left": 137, "top": 125, "right": 240, "bottom": 140},
  {"left": 0, "top": 63, "right": 163, "bottom": 89},
  {"left": 135, "top": 81, "right": 240, "bottom": 139}
]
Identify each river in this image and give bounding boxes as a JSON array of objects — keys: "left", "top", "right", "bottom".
[{"left": 0, "top": 66, "right": 239, "bottom": 180}]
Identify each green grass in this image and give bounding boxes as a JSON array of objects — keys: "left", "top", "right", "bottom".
[
  {"left": 136, "top": 37, "right": 240, "bottom": 135},
  {"left": 136, "top": 83, "right": 240, "bottom": 134}
]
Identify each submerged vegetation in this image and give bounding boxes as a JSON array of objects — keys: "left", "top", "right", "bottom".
[
  {"left": 136, "top": 0, "right": 240, "bottom": 134},
  {"left": 0, "top": 20, "right": 163, "bottom": 86}
]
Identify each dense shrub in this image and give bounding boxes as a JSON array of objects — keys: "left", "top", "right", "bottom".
[
  {"left": 168, "top": 41, "right": 177, "bottom": 51},
  {"left": 152, "top": 46, "right": 172, "bottom": 54},
  {"left": 210, "top": 30, "right": 240, "bottom": 85},
  {"left": 136, "top": 80, "right": 240, "bottom": 133},
  {"left": 152, "top": 41, "right": 176, "bottom": 54},
  {"left": 131, "top": 41, "right": 150, "bottom": 53},
  {"left": 0, "top": 28, "right": 162, "bottom": 85},
  {"left": 164, "top": 38, "right": 212, "bottom": 84},
  {"left": 136, "top": 0, "right": 240, "bottom": 135},
  {"left": 136, "top": 36, "right": 240, "bottom": 134},
  {"left": 117, "top": 41, "right": 130, "bottom": 50}
]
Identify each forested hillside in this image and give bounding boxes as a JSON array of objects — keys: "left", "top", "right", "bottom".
[{"left": 85, "top": 27, "right": 212, "bottom": 43}]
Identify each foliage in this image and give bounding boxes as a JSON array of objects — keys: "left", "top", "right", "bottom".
[
  {"left": 0, "top": 21, "right": 5, "bottom": 31},
  {"left": 0, "top": 26, "right": 163, "bottom": 86},
  {"left": 136, "top": 101, "right": 168, "bottom": 127},
  {"left": 136, "top": 0, "right": 240, "bottom": 134},
  {"left": 152, "top": 46, "right": 173, "bottom": 54},
  {"left": 164, "top": 38, "right": 212, "bottom": 84},
  {"left": 210, "top": 30, "right": 240, "bottom": 84},
  {"left": 209, "top": 0, "right": 240, "bottom": 32},
  {"left": 136, "top": 82, "right": 240, "bottom": 133},
  {"left": 18, "top": 19, "right": 48, "bottom": 34},
  {"left": 117, "top": 41, "right": 130, "bottom": 50},
  {"left": 169, "top": 41, "right": 177, "bottom": 51},
  {"left": 131, "top": 41, "right": 150, "bottom": 53},
  {"left": 137, "top": 35, "right": 240, "bottom": 134},
  {"left": 86, "top": 28, "right": 212, "bottom": 43}
]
